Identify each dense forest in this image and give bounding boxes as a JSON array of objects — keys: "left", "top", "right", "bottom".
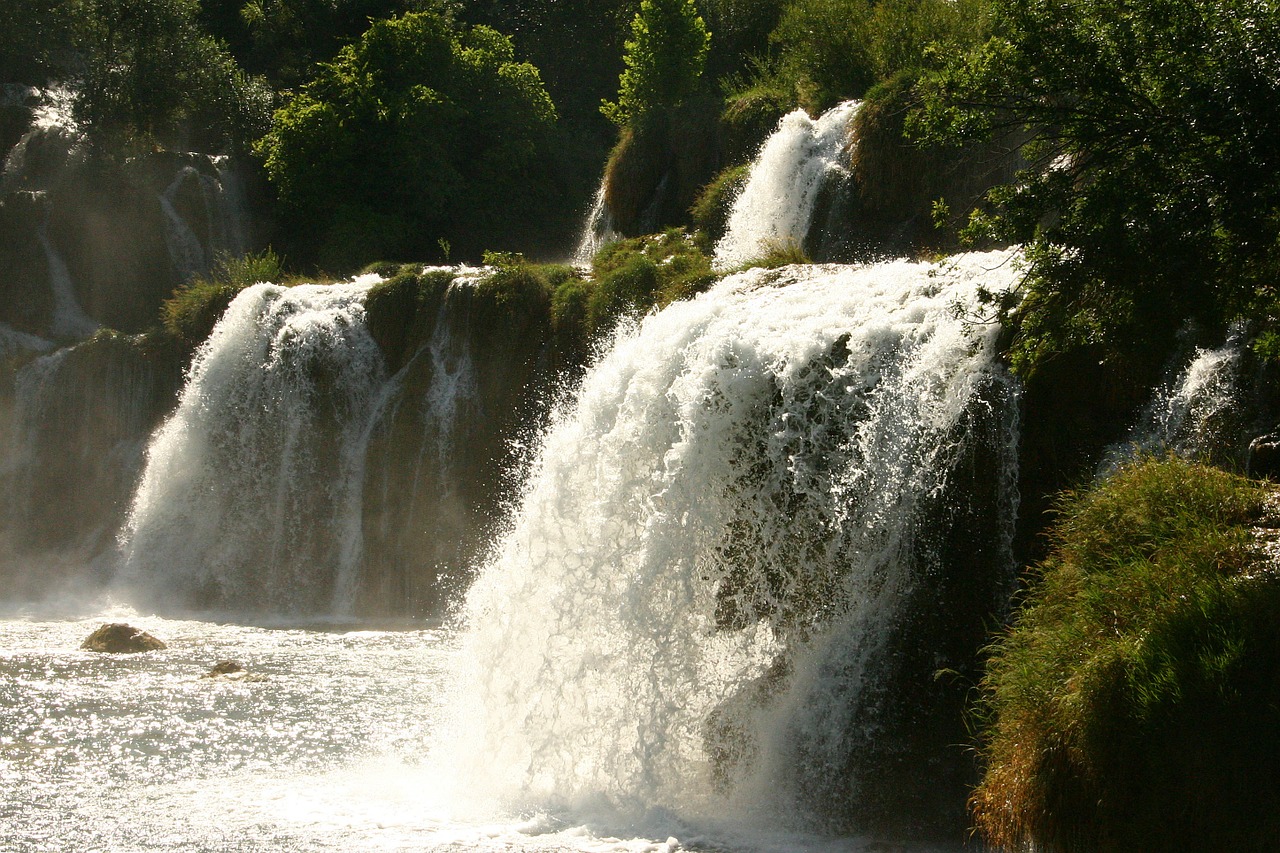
[{"left": 5, "top": 1, "right": 1280, "bottom": 849}]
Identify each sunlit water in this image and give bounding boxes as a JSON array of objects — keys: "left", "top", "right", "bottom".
[{"left": 1, "top": 607, "right": 953, "bottom": 852}]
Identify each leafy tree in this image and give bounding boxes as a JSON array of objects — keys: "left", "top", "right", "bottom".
[
  {"left": 75, "top": 0, "right": 273, "bottom": 152},
  {"left": 255, "top": 10, "right": 559, "bottom": 269},
  {"left": 916, "top": 0, "right": 1280, "bottom": 376},
  {"left": 0, "top": 0, "right": 80, "bottom": 83},
  {"left": 601, "top": 0, "right": 711, "bottom": 129}
]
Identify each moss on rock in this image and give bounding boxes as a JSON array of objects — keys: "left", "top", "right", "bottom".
[{"left": 972, "top": 456, "right": 1280, "bottom": 852}]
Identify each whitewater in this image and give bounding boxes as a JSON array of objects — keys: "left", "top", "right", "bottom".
[{"left": 1, "top": 248, "right": 1020, "bottom": 852}]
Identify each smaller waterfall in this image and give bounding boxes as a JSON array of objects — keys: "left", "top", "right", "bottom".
[
  {"left": 1103, "top": 333, "right": 1244, "bottom": 470},
  {"left": 573, "top": 182, "right": 622, "bottom": 267},
  {"left": 714, "top": 101, "right": 860, "bottom": 270},
  {"left": 37, "top": 224, "right": 98, "bottom": 340},
  {"left": 119, "top": 280, "right": 387, "bottom": 616},
  {"left": 158, "top": 161, "right": 252, "bottom": 281}
]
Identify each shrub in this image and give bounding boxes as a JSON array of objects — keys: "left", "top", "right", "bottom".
[
  {"left": 160, "top": 249, "right": 285, "bottom": 348},
  {"left": 972, "top": 456, "right": 1280, "bottom": 851},
  {"left": 255, "top": 10, "right": 559, "bottom": 270}
]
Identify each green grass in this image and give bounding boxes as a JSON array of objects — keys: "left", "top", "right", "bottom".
[
  {"left": 972, "top": 456, "right": 1280, "bottom": 851},
  {"left": 160, "top": 250, "right": 289, "bottom": 349}
]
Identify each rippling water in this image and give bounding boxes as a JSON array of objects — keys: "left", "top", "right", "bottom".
[{"left": 2, "top": 608, "right": 939, "bottom": 853}]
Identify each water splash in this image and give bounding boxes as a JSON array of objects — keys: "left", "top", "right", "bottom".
[
  {"left": 119, "top": 281, "right": 386, "bottom": 616},
  {"left": 448, "top": 251, "right": 1021, "bottom": 836},
  {"left": 714, "top": 102, "right": 859, "bottom": 271}
]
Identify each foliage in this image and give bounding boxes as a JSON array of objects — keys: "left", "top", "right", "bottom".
[
  {"left": 601, "top": 0, "right": 711, "bottom": 129},
  {"left": 73, "top": 0, "right": 273, "bottom": 152},
  {"left": 0, "top": 0, "right": 80, "bottom": 82},
  {"left": 200, "top": 0, "right": 457, "bottom": 88},
  {"left": 732, "top": 239, "right": 809, "bottom": 270},
  {"left": 591, "top": 227, "right": 717, "bottom": 310},
  {"left": 725, "top": 0, "right": 991, "bottom": 116},
  {"left": 690, "top": 162, "right": 749, "bottom": 244},
  {"left": 915, "top": 0, "right": 1280, "bottom": 378},
  {"left": 160, "top": 249, "right": 285, "bottom": 348},
  {"left": 255, "top": 10, "right": 559, "bottom": 271},
  {"left": 972, "top": 456, "right": 1280, "bottom": 851}
]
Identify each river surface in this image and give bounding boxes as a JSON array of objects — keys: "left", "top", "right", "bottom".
[{"left": 0, "top": 606, "right": 954, "bottom": 853}]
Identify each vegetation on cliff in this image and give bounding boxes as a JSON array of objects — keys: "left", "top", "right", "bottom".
[
  {"left": 973, "top": 456, "right": 1280, "bottom": 851},
  {"left": 917, "top": 0, "right": 1280, "bottom": 379},
  {"left": 255, "top": 10, "right": 560, "bottom": 270}
]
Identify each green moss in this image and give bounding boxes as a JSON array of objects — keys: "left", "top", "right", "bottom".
[
  {"left": 973, "top": 456, "right": 1280, "bottom": 851},
  {"left": 690, "top": 163, "right": 750, "bottom": 245}
]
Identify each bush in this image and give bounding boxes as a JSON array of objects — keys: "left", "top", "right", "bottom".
[
  {"left": 972, "top": 456, "right": 1280, "bottom": 851},
  {"left": 255, "top": 10, "right": 559, "bottom": 270}
]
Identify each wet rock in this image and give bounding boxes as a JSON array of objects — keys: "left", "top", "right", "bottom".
[
  {"left": 1248, "top": 430, "right": 1280, "bottom": 480},
  {"left": 201, "top": 659, "right": 265, "bottom": 681},
  {"left": 203, "top": 660, "right": 244, "bottom": 676},
  {"left": 80, "top": 623, "right": 166, "bottom": 653}
]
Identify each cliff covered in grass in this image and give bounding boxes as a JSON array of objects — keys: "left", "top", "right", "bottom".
[{"left": 972, "top": 456, "right": 1280, "bottom": 851}]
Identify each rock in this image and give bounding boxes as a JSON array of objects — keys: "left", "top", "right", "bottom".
[
  {"left": 1248, "top": 430, "right": 1280, "bottom": 480},
  {"left": 203, "top": 660, "right": 245, "bottom": 677},
  {"left": 200, "top": 659, "right": 265, "bottom": 681},
  {"left": 80, "top": 623, "right": 167, "bottom": 653}
]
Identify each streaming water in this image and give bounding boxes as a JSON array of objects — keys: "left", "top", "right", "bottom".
[
  {"left": 714, "top": 102, "right": 860, "bottom": 270},
  {"left": 4, "top": 251, "right": 1019, "bottom": 851}
]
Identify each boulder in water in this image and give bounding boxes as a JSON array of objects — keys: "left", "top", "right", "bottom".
[
  {"left": 201, "top": 659, "right": 265, "bottom": 681},
  {"left": 81, "top": 623, "right": 167, "bottom": 653}
]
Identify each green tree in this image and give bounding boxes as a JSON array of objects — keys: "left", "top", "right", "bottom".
[
  {"left": 75, "top": 0, "right": 273, "bottom": 152},
  {"left": 916, "top": 0, "right": 1280, "bottom": 376},
  {"left": 255, "top": 10, "right": 559, "bottom": 269},
  {"left": 601, "top": 0, "right": 711, "bottom": 129}
]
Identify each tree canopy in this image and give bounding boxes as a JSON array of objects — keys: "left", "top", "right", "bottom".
[
  {"left": 601, "top": 0, "right": 711, "bottom": 129},
  {"left": 917, "top": 0, "right": 1280, "bottom": 375},
  {"left": 255, "top": 9, "right": 558, "bottom": 269}
]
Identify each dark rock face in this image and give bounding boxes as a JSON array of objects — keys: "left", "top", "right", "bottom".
[{"left": 81, "top": 623, "right": 166, "bottom": 653}]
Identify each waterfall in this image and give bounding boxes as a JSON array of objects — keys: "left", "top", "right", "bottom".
[
  {"left": 158, "top": 160, "right": 252, "bottom": 282},
  {"left": 573, "top": 181, "right": 621, "bottom": 266},
  {"left": 714, "top": 101, "right": 860, "bottom": 271},
  {"left": 449, "top": 250, "right": 1021, "bottom": 836},
  {"left": 37, "top": 223, "right": 98, "bottom": 340},
  {"left": 119, "top": 280, "right": 387, "bottom": 616},
  {"left": 1103, "top": 331, "right": 1245, "bottom": 470}
]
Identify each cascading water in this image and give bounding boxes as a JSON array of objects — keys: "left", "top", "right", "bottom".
[
  {"left": 37, "top": 222, "right": 98, "bottom": 340},
  {"left": 573, "top": 181, "right": 622, "bottom": 266},
  {"left": 449, "top": 250, "right": 1021, "bottom": 839},
  {"left": 158, "top": 160, "right": 251, "bottom": 281},
  {"left": 119, "top": 280, "right": 387, "bottom": 616},
  {"left": 714, "top": 101, "right": 859, "bottom": 270},
  {"left": 1103, "top": 330, "right": 1245, "bottom": 470}
]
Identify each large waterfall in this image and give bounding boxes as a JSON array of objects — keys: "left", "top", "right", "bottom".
[{"left": 449, "top": 250, "right": 1021, "bottom": 837}]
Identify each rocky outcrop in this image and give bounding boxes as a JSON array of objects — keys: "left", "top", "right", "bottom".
[{"left": 81, "top": 622, "right": 166, "bottom": 653}]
